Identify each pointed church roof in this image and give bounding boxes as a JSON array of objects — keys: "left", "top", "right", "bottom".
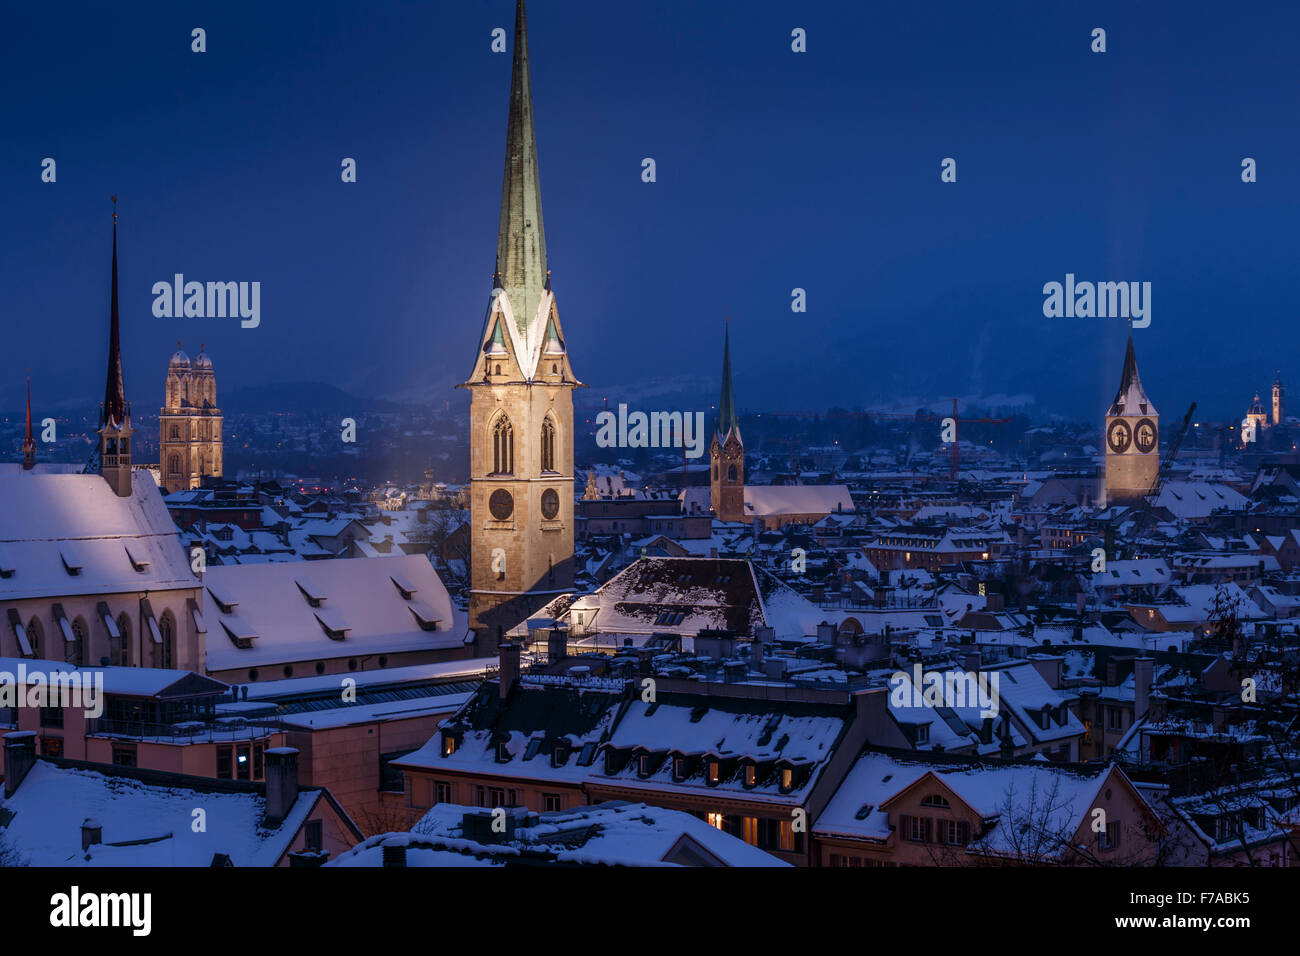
[
  {"left": 1108, "top": 335, "right": 1156, "bottom": 418},
  {"left": 718, "top": 320, "right": 739, "bottom": 440},
  {"left": 496, "top": 0, "right": 548, "bottom": 334},
  {"left": 100, "top": 201, "right": 128, "bottom": 429}
]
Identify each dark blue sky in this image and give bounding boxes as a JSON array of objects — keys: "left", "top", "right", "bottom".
[{"left": 5, "top": 0, "right": 1298, "bottom": 422}]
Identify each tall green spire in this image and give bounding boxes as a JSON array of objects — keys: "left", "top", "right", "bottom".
[
  {"left": 718, "top": 319, "right": 737, "bottom": 438},
  {"left": 496, "top": 0, "right": 548, "bottom": 332}
]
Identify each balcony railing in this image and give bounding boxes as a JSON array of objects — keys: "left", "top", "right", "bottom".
[{"left": 85, "top": 716, "right": 287, "bottom": 742}]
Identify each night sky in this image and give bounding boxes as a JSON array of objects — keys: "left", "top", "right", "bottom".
[{"left": 4, "top": 0, "right": 1298, "bottom": 422}]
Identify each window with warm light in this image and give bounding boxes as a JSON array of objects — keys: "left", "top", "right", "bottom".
[
  {"left": 707, "top": 760, "right": 720, "bottom": 784},
  {"left": 706, "top": 812, "right": 724, "bottom": 830}
]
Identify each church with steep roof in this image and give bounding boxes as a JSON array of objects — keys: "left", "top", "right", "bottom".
[{"left": 462, "top": 0, "right": 579, "bottom": 640}]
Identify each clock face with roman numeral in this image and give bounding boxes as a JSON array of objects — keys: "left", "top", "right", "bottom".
[
  {"left": 1134, "top": 418, "right": 1157, "bottom": 454},
  {"left": 541, "top": 488, "right": 559, "bottom": 520},
  {"left": 489, "top": 489, "right": 514, "bottom": 520},
  {"left": 1107, "top": 419, "right": 1132, "bottom": 454}
]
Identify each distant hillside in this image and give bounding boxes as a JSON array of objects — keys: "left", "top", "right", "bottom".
[{"left": 220, "top": 381, "right": 407, "bottom": 415}]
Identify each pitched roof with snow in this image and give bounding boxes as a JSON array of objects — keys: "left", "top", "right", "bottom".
[
  {"left": 202, "top": 554, "right": 461, "bottom": 672},
  {"left": 0, "top": 467, "right": 196, "bottom": 600}
]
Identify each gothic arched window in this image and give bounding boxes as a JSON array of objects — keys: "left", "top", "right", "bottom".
[
  {"left": 541, "top": 417, "right": 556, "bottom": 473},
  {"left": 170, "top": 425, "right": 180, "bottom": 440},
  {"left": 116, "top": 613, "right": 132, "bottom": 666},
  {"left": 727, "top": 465, "right": 737, "bottom": 481},
  {"left": 492, "top": 416, "right": 514, "bottom": 475},
  {"left": 169, "top": 455, "right": 181, "bottom": 476},
  {"left": 70, "top": 618, "right": 87, "bottom": 666},
  {"left": 27, "top": 617, "right": 42, "bottom": 659},
  {"left": 157, "top": 612, "right": 176, "bottom": 670}
]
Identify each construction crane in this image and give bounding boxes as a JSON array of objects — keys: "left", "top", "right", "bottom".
[
  {"left": 759, "top": 400, "right": 1011, "bottom": 479},
  {"left": 1146, "top": 402, "right": 1197, "bottom": 499}
]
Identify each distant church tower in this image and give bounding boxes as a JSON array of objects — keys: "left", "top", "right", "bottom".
[
  {"left": 709, "top": 322, "right": 745, "bottom": 522},
  {"left": 160, "top": 342, "right": 224, "bottom": 493},
  {"left": 21, "top": 377, "right": 35, "bottom": 471},
  {"left": 1104, "top": 335, "right": 1159, "bottom": 505},
  {"left": 1273, "top": 371, "right": 1285, "bottom": 425},
  {"left": 463, "top": 0, "right": 579, "bottom": 638},
  {"left": 95, "top": 199, "right": 134, "bottom": 498}
]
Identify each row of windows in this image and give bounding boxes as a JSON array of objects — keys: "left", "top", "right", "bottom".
[
  {"left": 14, "top": 611, "right": 175, "bottom": 668},
  {"left": 242, "top": 655, "right": 387, "bottom": 682},
  {"left": 490, "top": 415, "right": 558, "bottom": 475},
  {"left": 405, "top": 777, "right": 565, "bottom": 814}
]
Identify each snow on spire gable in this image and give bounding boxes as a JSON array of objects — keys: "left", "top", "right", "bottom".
[
  {"left": 496, "top": 0, "right": 548, "bottom": 337},
  {"left": 1108, "top": 334, "right": 1157, "bottom": 418}
]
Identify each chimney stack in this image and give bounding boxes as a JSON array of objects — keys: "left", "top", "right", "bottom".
[
  {"left": 264, "top": 747, "right": 300, "bottom": 826},
  {"left": 1134, "top": 656, "right": 1153, "bottom": 721},
  {"left": 381, "top": 836, "right": 409, "bottom": 867},
  {"left": 547, "top": 627, "right": 568, "bottom": 664},
  {"left": 962, "top": 651, "right": 981, "bottom": 674},
  {"left": 499, "top": 642, "right": 521, "bottom": 699},
  {"left": 3, "top": 731, "right": 37, "bottom": 797},
  {"left": 81, "top": 818, "right": 103, "bottom": 851}
]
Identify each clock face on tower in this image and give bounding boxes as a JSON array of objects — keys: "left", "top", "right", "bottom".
[
  {"left": 541, "top": 488, "right": 559, "bottom": 520},
  {"left": 1134, "top": 418, "right": 1157, "bottom": 454},
  {"left": 1107, "top": 419, "right": 1132, "bottom": 454},
  {"left": 489, "top": 489, "right": 514, "bottom": 520}
]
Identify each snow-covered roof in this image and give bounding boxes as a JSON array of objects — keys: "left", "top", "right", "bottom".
[
  {"left": 744, "top": 484, "right": 853, "bottom": 518},
  {"left": 202, "top": 554, "right": 461, "bottom": 672},
  {"left": 1, "top": 762, "right": 324, "bottom": 866},
  {"left": 0, "top": 467, "right": 197, "bottom": 600}
]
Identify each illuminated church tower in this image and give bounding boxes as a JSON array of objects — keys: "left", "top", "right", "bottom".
[
  {"left": 709, "top": 322, "right": 745, "bottom": 522},
  {"left": 1104, "top": 335, "right": 1159, "bottom": 505},
  {"left": 463, "top": 0, "right": 579, "bottom": 638},
  {"left": 160, "top": 342, "right": 224, "bottom": 493},
  {"left": 1273, "top": 372, "right": 1285, "bottom": 426}
]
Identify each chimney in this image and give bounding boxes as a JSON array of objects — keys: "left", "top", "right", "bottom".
[
  {"left": 499, "top": 642, "right": 521, "bottom": 699},
  {"left": 1075, "top": 591, "right": 1087, "bottom": 615},
  {"left": 979, "top": 717, "right": 994, "bottom": 745},
  {"left": 1134, "top": 656, "right": 1153, "bottom": 721},
  {"left": 81, "top": 818, "right": 103, "bottom": 851},
  {"left": 816, "top": 621, "right": 836, "bottom": 646},
  {"left": 1105, "top": 659, "right": 1119, "bottom": 685},
  {"left": 547, "top": 627, "right": 568, "bottom": 664},
  {"left": 999, "top": 719, "right": 1015, "bottom": 759},
  {"left": 3, "top": 731, "right": 37, "bottom": 796},
  {"left": 264, "top": 747, "right": 300, "bottom": 826},
  {"left": 381, "top": 836, "right": 409, "bottom": 868},
  {"left": 962, "top": 651, "right": 981, "bottom": 674}
]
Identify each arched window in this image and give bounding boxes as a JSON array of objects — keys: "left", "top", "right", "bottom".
[
  {"left": 727, "top": 465, "right": 737, "bottom": 481},
  {"left": 70, "top": 618, "right": 87, "bottom": 666},
  {"left": 492, "top": 416, "right": 514, "bottom": 475},
  {"left": 170, "top": 425, "right": 180, "bottom": 440},
  {"left": 116, "top": 613, "right": 132, "bottom": 666},
  {"left": 157, "top": 611, "right": 175, "bottom": 670},
  {"left": 27, "top": 617, "right": 42, "bottom": 659},
  {"left": 168, "top": 454, "right": 181, "bottom": 476},
  {"left": 713, "top": 464, "right": 718, "bottom": 480},
  {"left": 541, "top": 417, "right": 556, "bottom": 472}
]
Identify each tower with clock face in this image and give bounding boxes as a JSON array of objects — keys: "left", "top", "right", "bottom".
[
  {"left": 462, "top": 0, "right": 578, "bottom": 641},
  {"left": 1104, "top": 335, "right": 1159, "bottom": 505}
]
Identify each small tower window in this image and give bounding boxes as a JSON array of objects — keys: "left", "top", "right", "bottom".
[
  {"left": 727, "top": 465, "right": 737, "bottom": 481},
  {"left": 492, "top": 416, "right": 514, "bottom": 475},
  {"left": 541, "top": 418, "right": 556, "bottom": 472}
]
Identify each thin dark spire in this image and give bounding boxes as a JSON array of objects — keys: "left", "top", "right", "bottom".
[
  {"left": 101, "top": 196, "right": 127, "bottom": 429},
  {"left": 22, "top": 375, "right": 35, "bottom": 470},
  {"left": 718, "top": 318, "right": 737, "bottom": 438},
  {"left": 496, "top": 0, "right": 548, "bottom": 329}
]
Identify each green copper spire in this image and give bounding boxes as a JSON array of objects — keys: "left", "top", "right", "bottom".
[
  {"left": 718, "top": 319, "right": 737, "bottom": 438},
  {"left": 496, "top": 0, "right": 548, "bottom": 332}
]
